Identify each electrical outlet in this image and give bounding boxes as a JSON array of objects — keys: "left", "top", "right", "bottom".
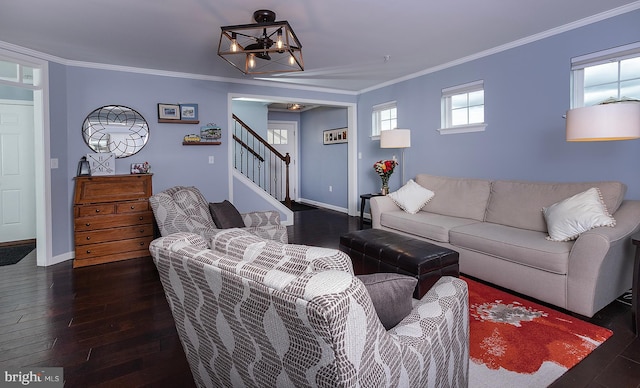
[
  {"left": 50, "top": 158, "right": 58, "bottom": 169},
  {"left": 329, "top": 185, "right": 333, "bottom": 192},
  {"left": 208, "top": 156, "right": 214, "bottom": 164}
]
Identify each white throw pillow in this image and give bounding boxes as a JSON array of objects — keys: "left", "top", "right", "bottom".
[
  {"left": 542, "top": 187, "right": 616, "bottom": 242},
  {"left": 388, "top": 179, "right": 435, "bottom": 214}
]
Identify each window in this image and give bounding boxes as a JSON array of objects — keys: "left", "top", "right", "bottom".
[
  {"left": 0, "top": 60, "right": 35, "bottom": 85},
  {"left": 371, "top": 101, "right": 397, "bottom": 137},
  {"left": 571, "top": 42, "right": 640, "bottom": 108},
  {"left": 439, "top": 80, "right": 486, "bottom": 134},
  {"left": 267, "top": 128, "right": 288, "bottom": 145}
]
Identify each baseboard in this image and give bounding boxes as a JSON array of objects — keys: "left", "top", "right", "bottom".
[
  {"left": 297, "top": 198, "right": 348, "bottom": 214},
  {"left": 42, "top": 251, "right": 74, "bottom": 267}
]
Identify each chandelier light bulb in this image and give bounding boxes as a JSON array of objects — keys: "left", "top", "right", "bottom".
[
  {"left": 289, "top": 54, "right": 295, "bottom": 65},
  {"left": 276, "top": 29, "right": 284, "bottom": 51},
  {"left": 230, "top": 33, "right": 238, "bottom": 52},
  {"left": 230, "top": 32, "right": 238, "bottom": 53},
  {"left": 248, "top": 54, "right": 256, "bottom": 69}
]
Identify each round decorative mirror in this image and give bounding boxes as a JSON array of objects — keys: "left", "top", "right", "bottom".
[{"left": 82, "top": 105, "right": 149, "bottom": 158}]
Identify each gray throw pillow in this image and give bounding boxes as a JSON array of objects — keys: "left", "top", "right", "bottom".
[
  {"left": 357, "top": 273, "right": 417, "bottom": 330},
  {"left": 209, "top": 200, "right": 245, "bottom": 229}
]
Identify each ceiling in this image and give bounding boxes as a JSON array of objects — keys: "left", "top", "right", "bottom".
[{"left": 1, "top": 0, "right": 639, "bottom": 93}]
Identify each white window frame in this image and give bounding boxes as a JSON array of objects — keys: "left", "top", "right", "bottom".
[
  {"left": 438, "top": 80, "right": 486, "bottom": 135},
  {"left": 267, "top": 128, "right": 288, "bottom": 145},
  {"left": 371, "top": 101, "right": 397, "bottom": 139},
  {"left": 571, "top": 41, "right": 640, "bottom": 108}
]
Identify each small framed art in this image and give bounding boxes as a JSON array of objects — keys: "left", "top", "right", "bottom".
[
  {"left": 86, "top": 153, "right": 116, "bottom": 176},
  {"left": 200, "top": 123, "right": 221, "bottom": 142},
  {"left": 130, "top": 162, "right": 151, "bottom": 174},
  {"left": 180, "top": 104, "right": 198, "bottom": 121},
  {"left": 158, "top": 103, "right": 180, "bottom": 120},
  {"left": 323, "top": 127, "right": 348, "bottom": 145}
]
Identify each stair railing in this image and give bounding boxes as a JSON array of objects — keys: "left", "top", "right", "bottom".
[{"left": 232, "top": 114, "right": 291, "bottom": 208}]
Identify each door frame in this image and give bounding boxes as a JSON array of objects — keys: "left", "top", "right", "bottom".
[
  {"left": 267, "top": 120, "right": 299, "bottom": 201},
  {"left": 0, "top": 47, "right": 52, "bottom": 266},
  {"left": 227, "top": 93, "right": 359, "bottom": 217}
]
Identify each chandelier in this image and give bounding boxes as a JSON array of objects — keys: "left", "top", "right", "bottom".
[{"left": 218, "top": 10, "right": 304, "bottom": 75}]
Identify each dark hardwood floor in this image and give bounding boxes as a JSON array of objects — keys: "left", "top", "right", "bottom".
[{"left": 1, "top": 208, "right": 638, "bottom": 387}]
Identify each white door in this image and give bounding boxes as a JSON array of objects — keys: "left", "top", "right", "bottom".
[
  {"left": 0, "top": 100, "right": 35, "bottom": 243},
  {"left": 267, "top": 121, "right": 298, "bottom": 201}
]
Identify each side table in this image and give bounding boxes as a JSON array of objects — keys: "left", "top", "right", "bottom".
[
  {"left": 630, "top": 234, "right": 640, "bottom": 336},
  {"left": 359, "top": 193, "right": 384, "bottom": 229}
]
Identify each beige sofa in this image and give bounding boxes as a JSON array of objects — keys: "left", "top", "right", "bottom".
[{"left": 371, "top": 173, "right": 640, "bottom": 317}]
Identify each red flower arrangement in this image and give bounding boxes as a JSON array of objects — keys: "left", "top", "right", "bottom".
[{"left": 373, "top": 159, "right": 398, "bottom": 194}]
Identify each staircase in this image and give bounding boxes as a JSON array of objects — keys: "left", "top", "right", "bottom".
[{"left": 232, "top": 114, "right": 292, "bottom": 208}]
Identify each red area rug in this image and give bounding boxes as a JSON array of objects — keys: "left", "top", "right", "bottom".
[{"left": 465, "top": 277, "right": 612, "bottom": 387}]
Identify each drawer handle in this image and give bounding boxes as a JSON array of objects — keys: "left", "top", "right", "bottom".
[
  {"left": 95, "top": 209, "right": 100, "bottom": 213},
  {"left": 139, "top": 242, "right": 144, "bottom": 246},
  {"left": 86, "top": 250, "right": 91, "bottom": 254},
  {"left": 85, "top": 223, "right": 91, "bottom": 227},
  {"left": 86, "top": 236, "right": 91, "bottom": 240},
  {"left": 139, "top": 216, "right": 144, "bottom": 220},
  {"left": 130, "top": 205, "right": 135, "bottom": 209},
  {"left": 139, "top": 229, "right": 145, "bottom": 233}
]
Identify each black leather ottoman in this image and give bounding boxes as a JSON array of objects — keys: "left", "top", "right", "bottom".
[{"left": 339, "top": 229, "right": 459, "bottom": 299}]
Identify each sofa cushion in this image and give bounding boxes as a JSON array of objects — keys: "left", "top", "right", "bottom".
[
  {"left": 414, "top": 174, "right": 491, "bottom": 221},
  {"left": 449, "top": 222, "right": 573, "bottom": 275},
  {"left": 388, "top": 179, "right": 435, "bottom": 214},
  {"left": 357, "top": 273, "right": 417, "bottom": 330},
  {"left": 209, "top": 200, "right": 245, "bottom": 228},
  {"left": 543, "top": 187, "right": 616, "bottom": 242},
  {"left": 381, "top": 210, "right": 479, "bottom": 243},
  {"left": 485, "top": 180, "right": 626, "bottom": 232}
]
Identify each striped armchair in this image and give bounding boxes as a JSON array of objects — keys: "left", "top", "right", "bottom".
[
  {"left": 149, "top": 185, "right": 288, "bottom": 243},
  {"left": 150, "top": 230, "right": 469, "bottom": 388}
]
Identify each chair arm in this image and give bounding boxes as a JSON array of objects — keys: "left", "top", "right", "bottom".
[
  {"left": 370, "top": 195, "right": 400, "bottom": 228},
  {"left": 388, "top": 276, "right": 469, "bottom": 386},
  {"left": 241, "top": 210, "right": 282, "bottom": 227}
]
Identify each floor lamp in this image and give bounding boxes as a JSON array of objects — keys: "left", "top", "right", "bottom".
[{"left": 380, "top": 129, "right": 411, "bottom": 185}]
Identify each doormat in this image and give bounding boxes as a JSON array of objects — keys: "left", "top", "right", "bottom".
[
  {"left": 0, "top": 243, "right": 36, "bottom": 266},
  {"left": 464, "top": 277, "right": 612, "bottom": 388}
]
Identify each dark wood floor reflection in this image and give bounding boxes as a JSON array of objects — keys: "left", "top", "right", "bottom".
[{"left": 1, "top": 209, "right": 638, "bottom": 387}]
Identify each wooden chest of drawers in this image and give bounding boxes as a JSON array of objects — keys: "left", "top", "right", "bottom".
[{"left": 73, "top": 174, "right": 153, "bottom": 268}]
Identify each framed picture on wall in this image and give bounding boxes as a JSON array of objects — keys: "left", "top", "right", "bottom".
[
  {"left": 158, "top": 103, "right": 180, "bottom": 120},
  {"left": 180, "top": 104, "right": 198, "bottom": 120},
  {"left": 323, "top": 127, "right": 348, "bottom": 145}
]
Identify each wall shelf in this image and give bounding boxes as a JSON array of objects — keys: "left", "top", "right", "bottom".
[
  {"left": 158, "top": 119, "right": 200, "bottom": 124},
  {"left": 182, "top": 141, "right": 221, "bottom": 146}
]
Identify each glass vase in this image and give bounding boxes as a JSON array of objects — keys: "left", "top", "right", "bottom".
[{"left": 381, "top": 176, "right": 390, "bottom": 195}]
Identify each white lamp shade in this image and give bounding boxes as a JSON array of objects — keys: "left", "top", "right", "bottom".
[
  {"left": 566, "top": 102, "right": 640, "bottom": 141},
  {"left": 380, "top": 129, "right": 411, "bottom": 148}
]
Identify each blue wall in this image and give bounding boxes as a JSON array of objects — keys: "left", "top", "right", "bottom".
[
  {"left": 358, "top": 9, "right": 640, "bottom": 198},
  {"left": 42, "top": 8, "right": 640, "bottom": 259},
  {"left": 48, "top": 67, "right": 354, "bottom": 257},
  {"left": 299, "top": 107, "right": 349, "bottom": 208}
]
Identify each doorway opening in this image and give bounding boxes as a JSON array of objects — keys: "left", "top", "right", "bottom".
[{"left": 0, "top": 49, "right": 51, "bottom": 266}]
